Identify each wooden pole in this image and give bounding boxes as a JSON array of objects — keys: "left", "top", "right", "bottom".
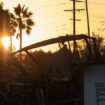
[
  {"left": 86, "top": 0, "right": 90, "bottom": 37},
  {"left": 73, "top": 0, "right": 76, "bottom": 52}
]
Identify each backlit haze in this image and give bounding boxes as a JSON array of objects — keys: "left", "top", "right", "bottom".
[{"left": 1, "top": 0, "right": 105, "bottom": 52}]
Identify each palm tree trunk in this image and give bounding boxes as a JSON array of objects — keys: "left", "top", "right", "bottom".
[
  {"left": 10, "top": 34, "right": 12, "bottom": 53},
  {"left": 10, "top": 34, "right": 12, "bottom": 64},
  {"left": 19, "top": 17, "right": 22, "bottom": 65},
  {"left": 20, "top": 28, "right": 22, "bottom": 65}
]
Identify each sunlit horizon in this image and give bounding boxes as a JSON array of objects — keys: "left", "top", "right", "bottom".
[{"left": 1, "top": 36, "right": 60, "bottom": 52}]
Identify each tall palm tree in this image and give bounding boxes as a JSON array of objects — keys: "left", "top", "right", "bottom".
[
  {"left": 14, "top": 4, "right": 35, "bottom": 64},
  {"left": 0, "top": 2, "right": 3, "bottom": 36},
  {"left": 0, "top": 2, "right": 13, "bottom": 64},
  {"left": 0, "top": 2, "right": 5, "bottom": 59},
  {"left": 0, "top": 2, "right": 8, "bottom": 38},
  {"left": 1, "top": 3, "right": 17, "bottom": 53}
]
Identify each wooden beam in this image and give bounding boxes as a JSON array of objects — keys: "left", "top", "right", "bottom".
[{"left": 12, "top": 34, "right": 95, "bottom": 55}]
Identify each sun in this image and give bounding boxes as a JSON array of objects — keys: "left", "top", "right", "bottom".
[
  {"left": 1, "top": 37, "right": 19, "bottom": 51},
  {"left": 2, "top": 37, "right": 10, "bottom": 50}
]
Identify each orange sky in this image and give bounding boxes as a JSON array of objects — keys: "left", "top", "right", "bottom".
[{"left": 1, "top": 0, "right": 105, "bottom": 51}]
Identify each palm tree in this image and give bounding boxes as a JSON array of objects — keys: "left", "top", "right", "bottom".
[
  {"left": 14, "top": 4, "right": 35, "bottom": 64},
  {"left": 0, "top": 2, "right": 12, "bottom": 64},
  {"left": 0, "top": 2, "right": 9, "bottom": 38},
  {"left": 0, "top": 2, "right": 3, "bottom": 36},
  {"left": 0, "top": 2, "right": 5, "bottom": 59}
]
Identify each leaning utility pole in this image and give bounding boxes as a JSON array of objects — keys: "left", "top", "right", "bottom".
[{"left": 85, "top": 0, "right": 90, "bottom": 38}]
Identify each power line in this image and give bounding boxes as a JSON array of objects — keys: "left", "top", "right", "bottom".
[{"left": 33, "top": 1, "right": 105, "bottom": 9}]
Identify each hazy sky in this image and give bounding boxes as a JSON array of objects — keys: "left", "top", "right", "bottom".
[{"left": 1, "top": 0, "right": 105, "bottom": 51}]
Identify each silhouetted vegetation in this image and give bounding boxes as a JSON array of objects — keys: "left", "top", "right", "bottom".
[
  {"left": 0, "top": 2, "right": 10, "bottom": 65},
  {"left": 0, "top": 35, "right": 105, "bottom": 104},
  {"left": 0, "top": 1, "right": 105, "bottom": 105},
  {"left": 0, "top": 34, "right": 105, "bottom": 104},
  {"left": 13, "top": 4, "right": 35, "bottom": 63},
  {"left": 0, "top": 47, "right": 84, "bottom": 105}
]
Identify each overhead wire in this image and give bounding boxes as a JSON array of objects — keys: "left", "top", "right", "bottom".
[{"left": 34, "top": 1, "right": 105, "bottom": 35}]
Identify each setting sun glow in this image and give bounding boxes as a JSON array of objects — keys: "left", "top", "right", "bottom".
[
  {"left": 2, "top": 37, "right": 10, "bottom": 50},
  {"left": 2, "top": 37, "right": 19, "bottom": 51},
  {"left": 0, "top": 0, "right": 105, "bottom": 52}
]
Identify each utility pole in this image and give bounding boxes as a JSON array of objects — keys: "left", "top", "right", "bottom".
[
  {"left": 64, "top": 0, "right": 84, "bottom": 52},
  {"left": 85, "top": 0, "right": 90, "bottom": 38},
  {"left": 73, "top": 0, "right": 76, "bottom": 51}
]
